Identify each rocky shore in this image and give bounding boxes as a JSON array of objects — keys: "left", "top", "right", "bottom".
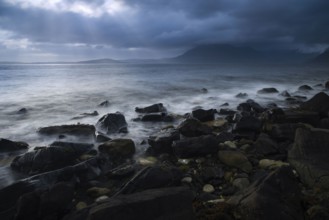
[{"left": 1, "top": 82, "right": 329, "bottom": 220}]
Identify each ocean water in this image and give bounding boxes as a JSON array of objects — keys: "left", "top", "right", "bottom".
[{"left": 0, "top": 63, "right": 328, "bottom": 187}]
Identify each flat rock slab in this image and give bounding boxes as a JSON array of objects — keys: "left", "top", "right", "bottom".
[
  {"left": 88, "top": 187, "right": 195, "bottom": 220},
  {"left": 288, "top": 127, "right": 329, "bottom": 190},
  {"left": 38, "top": 124, "right": 96, "bottom": 139},
  {"left": 0, "top": 138, "right": 28, "bottom": 153}
]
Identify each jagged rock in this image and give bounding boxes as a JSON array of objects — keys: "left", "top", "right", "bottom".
[
  {"left": 147, "top": 128, "right": 180, "bottom": 155},
  {"left": 177, "top": 118, "right": 212, "bottom": 137},
  {"left": 99, "top": 139, "right": 135, "bottom": 161},
  {"left": 228, "top": 167, "right": 303, "bottom": 220},
  {"left": 135, "top": 103, "right": 166, "bottom": 113},
  {"left": 235, "top": 93, "right": 248, "bottom": 98},
  {"left": 116, "top": 166, "right": 183, "bottom": 195},
  {"left": 172, "top": 135, "right": 219, "bottom": 158},
  {"left": 288, "top": 127, "right": 329, "bottom": 190},
  {"left": 95, "top": 132, "right": 111, "bottom": 143},
  {"left": 38, "top": 124, "right": 96, "bottom": 139},
  {"left": 11, "top": 142, "right": 93, "bottom": 175},
  {"left": 300, "top": 92, "right": 329, "bottom": 116},
  {"left": 0, "top": 138, "right": 28, "bottom": 153},
  {"left": 298, "top": 84, "right": 313, "bottom": 91},
  {"left": 96, "top": 112, "right": 128, "bottom": 134},
  {"left": 98, "top": 100, "right": 110, "bottom": 107},
  {"left": 192, "top": 108, "right": 216, "bottom": 122},
  {"left": 257, "top": 87, "right": 279, "bottom": 94},
  {"left": 218, "top": 150, "right": 252, "bottom": 173}
]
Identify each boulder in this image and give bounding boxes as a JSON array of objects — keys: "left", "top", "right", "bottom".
[
  {"left": 172, "top": 135, "right": 219, "bottom": 158},
  {"left": 253, "top": 133, "right": 278, "bottom": 156},
  {"left": 11, "top": 142, "right": 93, "bottom": 175},
  {"left": 95, "top": 132, "right": 112, "bottom": 143},
  {"left": 257, "top": 87, "right": 279, "bottom": 94},
  {"left": 325, "top": 81, "right": 329, "bottom": 89},
  {"left": 116, "top": 166, "right": 183, "bottom": 195},
  {"left": 140, "top": 113, "right": 174, "bottom": 122},
  {"left": 237, "top": 99, "right": 265, "bottom": 113},
  {"left": 288, "top": 127, "right": 329, "bottom": 190},
  {"left": 191, "top": 108, "right": 216, "bottom": 122},
  {"left": 38, "top": 124, "right": 96, "bottom": 139},
  {"left": 270, "top": 123, "right": 305, "bottom": 141},
  {"left": 135, "top": 103, "right": 166, "bottom": 113},
  {"left": 218, "top": 150, "right": 253, "bottom": 173},
  {"left": 233, "top": 116, "right": 262, "bottom": 138},
  {"left": 300, "top": 92, "right": 329, "bottom": 116},
  {"left": 298, "top": 84, "right": 313, "bottom": 91},
  {"left": 177, "top": 118, "right": 212, "bottom": 137},
  {"left": 0, "top": 138, "right": 28, "bottom": 153},
  {"left": 147, "top": 128, "right": 180, "bottom": 155},
  {"left": 87, "top": 187, "right": 195, "bottom": 220},
  {"left": 98, "top": 139, "right": 135, "bottom": 161},
  {"left": 218, "top": 109, "right": 236, "bottom": 115},
  {"left": 96, "top": 112, "right": 128, "bottom": 134},
  {"left": 228, "top": 167, "right": 303, "bottom": 220}
]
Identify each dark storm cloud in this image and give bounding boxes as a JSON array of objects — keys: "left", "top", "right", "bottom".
[{"left": 0, "top": 0, "right": 328, "bottom": 53}]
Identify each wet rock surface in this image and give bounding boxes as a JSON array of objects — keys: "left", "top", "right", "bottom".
[
  {"left": 0, "top": 138, "right": 28, "bottom": 153},
  {"left": 38, "top": 124, "right": 96, "bottom": 139},
  {"left": 96, "top": 112, "right": 128, "bottom": 134}
]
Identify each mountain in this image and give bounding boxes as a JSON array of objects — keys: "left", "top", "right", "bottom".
[
  {"left": 78, "top": 58, "right": 121, "bottom": 64},
  {"left": 173, "top": 44, "right": 315, "bottom": 64},
  {"left": 312, "top": 49, "right": 329, "bottom": 65}
]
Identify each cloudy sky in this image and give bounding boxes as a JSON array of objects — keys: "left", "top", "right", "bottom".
[{"left": 0, "top": 0, "right": 328, "bottom": 62}]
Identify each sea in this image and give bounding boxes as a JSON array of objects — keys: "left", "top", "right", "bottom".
[{"left": 0, "top": 62, "right": 328, "bottom": 188}]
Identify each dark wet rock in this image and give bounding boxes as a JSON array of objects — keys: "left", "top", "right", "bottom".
[
  {"left": 177, "top": 118, "right": 212, "bottom": 137},
  {"left": 11, "top": 141, "right": 93, "bottom": 175},
  {"left": 201, "top": 88, "right": 208, "bottom": 93},
  {"left": 0, "top": 138, "right": 28, "bottom": 153},
  {"left": 17, "top": 108, "right": 28, "bottom": 114},
  {"left": 218, "top": 150, "right": 252, "bottom": 173},
  {"left": 147, "top": 128, "right": 180, "bottom": 155},
  {"left": 270, "top": 123, "right": 305, "bottom": 141},
  {"left": 253, "top": 133, "right": 278, "bottom": 156},
  {"left": 221, "top": 103, "right": 229, "bottom": 107},
  {"left": 257, "top": 87, "right": 279, "bottom": 94},
  {"left": 300, "top": 92, "right": 329, "bottom": 116},
  {"left": 71, "top": 111, "right": 99, "bottom": 120},
  {"left": 105, "top": 162, "right": 137, "bottom": 179},
  {"left": 219, "top": 109, "right": 236, "bottom": 115},
  {"left": 280, "top": 90, "right": 291, "bottom": 97},
  {"left": 235, "top": 93, "right": 248, "bottom": 98},
  {"left": 200, "top": 166, "right": 224, "bottom": 182},
  {"left": 294, "top": 95, "right": 307, "bottom": 100},
  {"left": 192, "top": 108, "right": 216, "bottom": 122},
  {"left": 234, "top": 116, "right": 262, "bottom": 134},
  {"left": 319, "top": 118, "right": 329, "bottom": 129},
  {"left": 96, "top": 112, "right": 128, "bottom": 134},
  {"left": 141, "top": 112, "right": 174, "bottom": 122},
  {"left": 172, "top": 135, "right": 219, "bottom": 158},
  {"left": 98, "top": 139, "right": 135, "bottom": 161},
  {"left": 14, "top": 191, "right": 40, "bottom": 220},
  {"left": 135, "top": 103, "right": 166, "bottom": 113},
  {"left": 117, "top": 166, "right": 183, "bottom": 195},
  {"left": 1, "top": 158, "right": 103, "bottom": 219},
  {"left": 95, "top": 132, "right": 111, "bottom": 143},
  {"left": 237, "top": 99, "right": 265, "bottom": 113},
  {"left": 298, "top": 84, "right": 313, "bottom": 91},
  {"left": 288, "top": 127, "right": 329, "bottom": 190},
  {"left": 99, "top": 100, "right": 110, "bottom": 107},
  {"left": 83, "top": 187, "right": 195, "bottom": 220},
  {"left": 38, "top": 124, "right": 96, "bottom": 139},
  {"left": 283, "top": 110, "right": 320, "bottom": 126},
  {"left": 326, "top": 81, "right": 329, "bottom": 89},
  {"left": 228, "top": 167, "right": 303, "bottom": 220}
]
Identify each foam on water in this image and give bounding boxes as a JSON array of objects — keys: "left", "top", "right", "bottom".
[{"left": 0, "top": 63, "right": 328, "bottom": 188}]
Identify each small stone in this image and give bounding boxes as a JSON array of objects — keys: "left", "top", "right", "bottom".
[
  {"left": 259, "top": 159, "right": 290, "bottom": 169},
  {"left": 95, "top": 195, "right": 109, "bottom": 203},
  {"left": 76, "top": 202, "right": 87, "bottom": 210},
  {"left": 224, "top": 141, "right": 236, "bottom": 149},
  {"left": 203, "top": 184, "right": 215, "bottom": 193},
  {"left": 87, "top": 187, "right": 111, "bottom": 198},
  {"left": 138, "top": 157, "right": 158, "bottom": 166},
  {"left": 181, "top": 177, "right": 193, "bottom": 184}
]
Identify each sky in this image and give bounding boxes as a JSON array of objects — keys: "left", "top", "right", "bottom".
[{"left": 0, "top": 0, "right": 328, "bottom": 62}]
